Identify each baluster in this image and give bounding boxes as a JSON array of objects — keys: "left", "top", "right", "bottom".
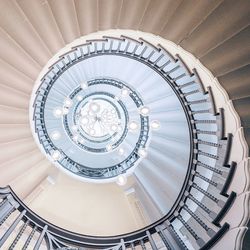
[
  {"left": 66, "top": 54, "right": 72, "bottom": 64},
  {"left": 0, "top": 210, "right": 26, "bottom": 248},
  {"left": 139, "top": 46, "right": 147, "bottom": 58},
  {"left": 184, "top": 89, "right": 200, "bottom": 96},
  {"left": 123, "top": 41, "right": 131, "bottom": 53},
  {"left": 198, "top": 150, "right": 219, "bottom": 160},
  {"left": 117, "top": 41, "right": 122, "bottom": 52},
  {"left": 166, "top": 225, "right": 188, "bottom": 250},
  {"left": 156, "top": 227, "right": 172, "bottom": 250},
  {"left": 173, "top": 73, "right": 186, "bottom": 81},
  {"left": 22, "top": 226, "right": 37, "bottom": 250},
  {"left": 158, "top": 60, "right": 171, "bottom": 70},
  {"left": 188, "top": 99, "right": 207, "bottom": 105},
  {"left": 0, "top": 197, "right": 18, "bottom": 224},
  {"left": 193, "top": 119, "right": 216, "bottom": 124},
  {"left": 73, "top": 51, "right": 78, "bottom": 60},
  {"left": 195, "top": 172, "right": 218, "bottom": 187},
  {"left": 140, "top": 239, "right": 146, "bottom": 250},
  {"left": 183, "top": 205, "right": 216, "bottom": 237},
  {"left": 153, "top": 54, "right": 164, "bottom": 65},
  {"left": 0, "top": 209, "right": 13, "bottom": 227},
  {"left": 55, "top": 64, "right": 62, "bottom": 72},
  {"left": 191, "top": 109, "right": 210, "bottom": 114},
  {"left": 131, "top": 44, "right": 139, "bottom": 55},
  {"left": 196, "top": 139, "right": 221, "bottom": 148},
  {"left": 45, "top": 232, "right": 53, "bottom": 249},
  {"left": 188, "top": 193, "right": 217, "bottom": 220},
  {"left": 130, "top": 242, "right": 135, "bottom": 250},
  {"left": 178, "top": 215, "right": 205, "bottom": 247},
  {"left": 146, "top": 50, "right": 155, "bottom": 61},
  {"left": 86, "top": 44, "right": 91, "bottom": 55},
  {"left": 9, "top": 221, "right": 29, "bottom": 250},
  {"left": 79, "top": 47, "right": 84, "bottom": 57},
  {"left": 109, "top": 40, "right": 114, "bottom": 52},
  {"left": 166, "top": 65, "right": 180, "bottom": 75},
  {"left": 192, "top": 183, "right": 219, "bottom": 203},
  {"left": 120, "top": 239, "right": 126, "bottom": 250},
  {"left": 34, "top": 225, "right": 48, "bottom": 250},
  {"left": 196, "top": 161, "right": 223, "bottom": 175},
  {"left": 0, "top": 199, "right": 5, "bottom": 208},
  {"left": 146, "top": 231, "right": 157, "bottom": 250},
  {"left": 196, "top": 129, "right": 217, "bottom": 135},
  {"left": 179, "top": 80, "right": 196, "bottom": 89},
  {"left": 101, "top": 41, "right": 105, "bottom": 52}
]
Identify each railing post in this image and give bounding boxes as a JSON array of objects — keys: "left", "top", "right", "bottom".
[
  {"left": 34, "top": 225, "right": 48, "bottom": 250},
  {"left": 22, "top": 226, "right": 37, "bottom": 250},
  {"left": 120, "top": 238, "right": 126, "bottom": 250},
  {"left": 0, "top": 210, "right": 26, "bottom": 248},
  {"left": 146, "top": 230, "right": 157, "bottom": 250},
  {"left": 0, "top": 195, "right": 19, "bottom": 223}
]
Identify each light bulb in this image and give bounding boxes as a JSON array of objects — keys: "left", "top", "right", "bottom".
[
  {"left": 62, "top": 107, "right": 69, "bottom": 115},
  {"left": 138, "top": 148, "right": 147, "bottom": 158},
  {"left": 64, "top": 98, "right": 73, "bottom": 108},
  {"left": 79, "top": 138, "right": 85, "bottom": 144},
  {"left": 51, "top": 150, "right": 61, "bottom": 161},
  {"left": 77, "top": 95, "right": 83, "bottom": 101},
  {"left": 116, "top": 174, "right": 127, "bottom": 186},
  {"left": 80, "top": 81, "right": 88, "bottom": 90},
  {"left": 80, "top": 116, "right": 89, "bottom": 125},
  {"left": 150, "top": 120, "right": 161, "bottom": 130},
  {"left": 89, "top": 102, "right": 100, "bottom": 113},
  {"left": 72, "top": 134, "right": 78, "bottom": 142},
  {"left": 50, "top": 131, "right": 61, "bottom": 140},
  {"left": 118, "top": 148, "right": 124, "bottom": 156},
  {"left": 53, "top": 107, "right": 63, "bottom": 118},
  {"left": 89, "top": 128, "right": 96, "bottom": 136},
  {"left": 110, "top": 124, "right": 118, "bottom": 132},
  {"left": 121, "top": 88, "right": 130, "bottom": 97},
  {"left": 139, "top": 106, "right": 150, "bottom": 116},
  {"left": 71, "top": 125, "right": 78, "bottom": 132},
  {"left": 106, "top": 144, "right": 113, "bottom": 152},
  {"left": 128, "top": 121, "right": 139, "bottom": 131}
]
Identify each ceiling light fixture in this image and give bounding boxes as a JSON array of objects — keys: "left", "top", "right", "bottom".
[
  {"left": 71, "top": 125, "right": 78, "bottom": 132},
  {"left": 128, "top": 121, "right": 139, "bottom": 132},
  {"left": 50, "top": 131, "right": 61, "bottom": 140},
  {"left": 53, "top": 107, "right": 63, "bottom": 118},
  {"left": 139, "top": 106, "right": 150, "bottom": 116},
  {"left": 80, "top": 81, "right": 88, "bottom": 90},
  {"left": 76, "top": 95, "right": 83, "bottom": 101},
  {"left": 72, "top": 134, "right": 79, "bottom": 142},
  {"left": 150, "top": 120, "right": 161, "bottom": 130},
  {"left": 79, "top": 138, "right": 85, "bottom": 144},
  {"left": 138, "top": 148, "right": 147, "bottom": 158},
  {"left": 89, "top": 101, "right": 100, "bottom": 113},
  {"left": 121, "top": 88, "right": 130, "bottom": 97},
  {"left": 64, "top": 98, "right": 73, "bottom": 108},
  {"left": 51, "top": 150, "right": 61, "bottom": 161},
  {"left": 118, "top": 148, "right": 124, "bottom": 156},
  {"left": 106, "top": 144, "right": 113, "bottom": 152},
  {"left": 116, "top": 174, "right": 127, "bottom": 186},
  {"left": 62, "top": 107, "right": 69, "bottom": 115}
]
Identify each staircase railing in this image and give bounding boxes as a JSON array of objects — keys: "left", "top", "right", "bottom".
[{"left": 0, "top": 35, "right": 237, "bottom": 249}]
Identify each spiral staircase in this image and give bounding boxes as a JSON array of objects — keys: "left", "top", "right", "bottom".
[{"left": 0, "top": 0, "right": 249, "bottom": 249}]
